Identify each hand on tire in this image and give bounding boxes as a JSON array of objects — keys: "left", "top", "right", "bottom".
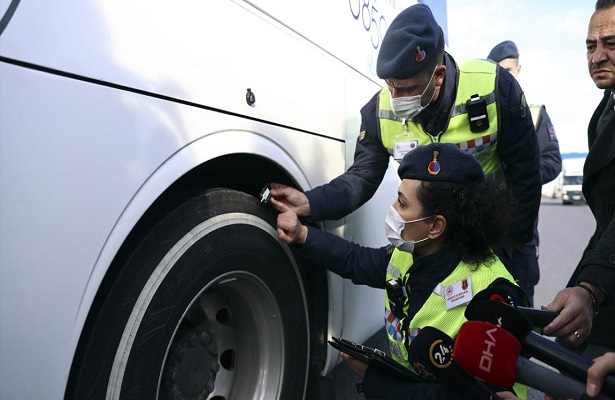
[
  {"left": 269, "top": 183, "right": 311, "bottom": 217},
  {"left": 271, "top": 197, "right": 308, "bottom": 244}
]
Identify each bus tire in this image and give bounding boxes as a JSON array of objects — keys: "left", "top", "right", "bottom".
[{"left": 69, "top": 188, "right": 310, "bottom": 400}]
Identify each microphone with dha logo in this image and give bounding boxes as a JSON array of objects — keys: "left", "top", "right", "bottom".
[
  {"left": 464, "top": 298, "right": 615, "bottom": 398},
  {"left": 454, "top": 320, "right": 613, "bottom": 400}
]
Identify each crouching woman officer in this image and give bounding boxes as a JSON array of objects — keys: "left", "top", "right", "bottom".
[{"left": 272, "top": 142, "right": 528, "bottom": 399}]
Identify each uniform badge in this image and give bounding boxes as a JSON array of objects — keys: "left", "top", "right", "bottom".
[
  {"left": 358, "top": 131, "right": 366, "bottom": 142},
  {"left": 444, "top": 276, "right": 473, "bottom": 310},
  {"left": 427, "top": 150, "right": 441, "bottom": 176},
  {"left": 548, "top": 124, "right": 557, "bottom": 141},
  {"left": 416, "top": 46, "right": 426, "bottom": 62}
]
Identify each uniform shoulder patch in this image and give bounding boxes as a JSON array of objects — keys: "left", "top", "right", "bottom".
[
  {"left": 548, "top": 123, "right": 558, "bottom": 141},
  {"left": 510, "top": 92, "right": 528, "bottom": 119},
  {"left": 358, "top": 131, "right": 366, "bottom": 142}
]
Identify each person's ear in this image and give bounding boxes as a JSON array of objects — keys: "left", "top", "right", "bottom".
[
  {"left": 434, "top": 65, "right": 446, "bottom": 87},
  {"left": 428, "top": 215, "right": 446, "bottom": 239},
  {"left": 516, "top": 63, "right": 522, "bottom": 76}
]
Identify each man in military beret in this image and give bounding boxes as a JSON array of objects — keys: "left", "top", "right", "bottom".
[
  {"left": 487, "top": 40, "right": 562, "bottom": 306},
  {"left": 487, "top": 40, "right": 521, "bottom": 74},
  {"left": 270, "top": 4, "right": 541, "bottom": 298}
]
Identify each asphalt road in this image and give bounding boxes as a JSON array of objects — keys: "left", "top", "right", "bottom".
[{"left": 329, "top": 198, "right": 595, "bottom": 400}]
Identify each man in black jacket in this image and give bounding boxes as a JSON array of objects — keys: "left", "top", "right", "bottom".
[{"left": 543, "top": 0, "right": 615, "bottom": 359}]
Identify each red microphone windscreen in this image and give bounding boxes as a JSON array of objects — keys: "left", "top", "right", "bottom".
[{"left": 453, "top": 320, "right": 521, "bottom": 387}]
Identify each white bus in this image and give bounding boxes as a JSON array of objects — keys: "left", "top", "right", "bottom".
[{"left": 0, "top": 0, "right": 427, "bottom": 398}]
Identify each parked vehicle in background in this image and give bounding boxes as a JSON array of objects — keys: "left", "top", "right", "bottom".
[
  {"left": 0, "top": 1, "right": 440, "bottom": 399},
  {"left": 562, "top": 174, "right": 584, "bottom": 205},
  {"left": 560, "top": 154, "right": 587, "bottom": 205}
]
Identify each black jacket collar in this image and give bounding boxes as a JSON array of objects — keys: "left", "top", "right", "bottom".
[
  {"left": 405, "top": 244, "right": 461, "bottom": 322},
  {"left": 415, "top": 52, "right": 458, "bottom": 136},
  {"left": 407, "top": 244, "right": 461, "bottom": 293}
]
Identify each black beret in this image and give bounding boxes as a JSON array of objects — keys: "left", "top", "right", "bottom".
[
  {"left": 487, "top": 40, "right": 519, "bottom": 62},
  {"left": 397, "top": 143, "right": 484, "bottom": 184},
  {"left": 377, "top": 4, "right": 443, "bottom": 79}
]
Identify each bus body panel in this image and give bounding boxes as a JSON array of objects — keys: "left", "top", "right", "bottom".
[
  {"left": 0, "top": 0, "right": 406, "bottom": 141},
  {"left": 1, "top": 61, "right": 366, "bottom": 398},
  {"left": 0, "top": 0, "right": 423, "bottom": 398}
]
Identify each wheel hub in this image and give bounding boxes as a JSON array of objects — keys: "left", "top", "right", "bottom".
[{"left": 164, "top": 329, "right": 219, "bottom": 400}]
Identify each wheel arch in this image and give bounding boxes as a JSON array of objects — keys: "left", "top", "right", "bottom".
[{"left": 66, "top": 131, "right": 332, "bottom": 398}]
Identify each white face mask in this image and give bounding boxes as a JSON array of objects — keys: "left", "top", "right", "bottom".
[
  {"left": 389, "top": 68, "right": 437, "bottom": 120},
  {"left": 384, "top": 205, "right": 432, "bottom": 253}
]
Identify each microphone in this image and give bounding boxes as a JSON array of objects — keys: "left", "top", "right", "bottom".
[
  {"left": 454, "top": 320, "right": 614, "bottom": 400},
  {"left": 464, "top": 299, "right": 615, "bottom": 397},
  {"left": 465, "top": 297, "right": 534, "bottom": 341},
  {"left": 522, "top": 331, "right": 615, "bottom": 397},
  {"left": 407, "top": 326, "right": 502, "bottom": 400},
  {"left": 471, "top": 278, "right": 529, "bottom": 308},
  {"left": 516, "top": 306, "right": 559, "bottom": 328},
  {"left": 472, "top": 281, "right": 559, "bottom": 328},
  {"left": 453, "top": 321, "right": 520, "bottom": 387}
]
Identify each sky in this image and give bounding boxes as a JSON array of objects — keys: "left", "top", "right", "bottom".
[{"left": 443, "top": 0, "right": 599, "bottom": 155}]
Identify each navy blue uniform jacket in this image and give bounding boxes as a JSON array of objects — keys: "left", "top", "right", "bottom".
[
  {"left": 534, "top": 105, "right": 562, "bottom": 186},
  {"left": 529, "top": 105, "right": 561, "bottom": 249},
  {"left": 306, "top": 53, "right": 541, "bottom": 245}
]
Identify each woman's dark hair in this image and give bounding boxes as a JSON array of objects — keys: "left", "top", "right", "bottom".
[{"left": 416, "top": 179, "right": 516, "bottom": 267}]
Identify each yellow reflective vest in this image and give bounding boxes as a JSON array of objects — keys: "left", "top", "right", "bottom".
[
  {"left": 384, "top": 248, "right": 527, "bottom": 399},
  {"left": 378, "top": 59, "right": 503, "bottom": 181}
]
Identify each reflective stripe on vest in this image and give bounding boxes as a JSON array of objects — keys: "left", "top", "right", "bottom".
[
  {"left": 383, "top": 249, "right": 527, "bottom": 399},
  {"left": 384, "top": 249, "right": 516, "bottom": 366},
  {"left": 378, "top": 59, "right": 502, "bottom": 179}
]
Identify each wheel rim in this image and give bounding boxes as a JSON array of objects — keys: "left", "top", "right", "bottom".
[{"left": 161, "top": 272, "right": 285, "bottom": 400}]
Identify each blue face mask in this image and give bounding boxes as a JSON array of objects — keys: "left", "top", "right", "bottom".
[{"left": 384, "top": 205, "right": 432, "bottom": 253}]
